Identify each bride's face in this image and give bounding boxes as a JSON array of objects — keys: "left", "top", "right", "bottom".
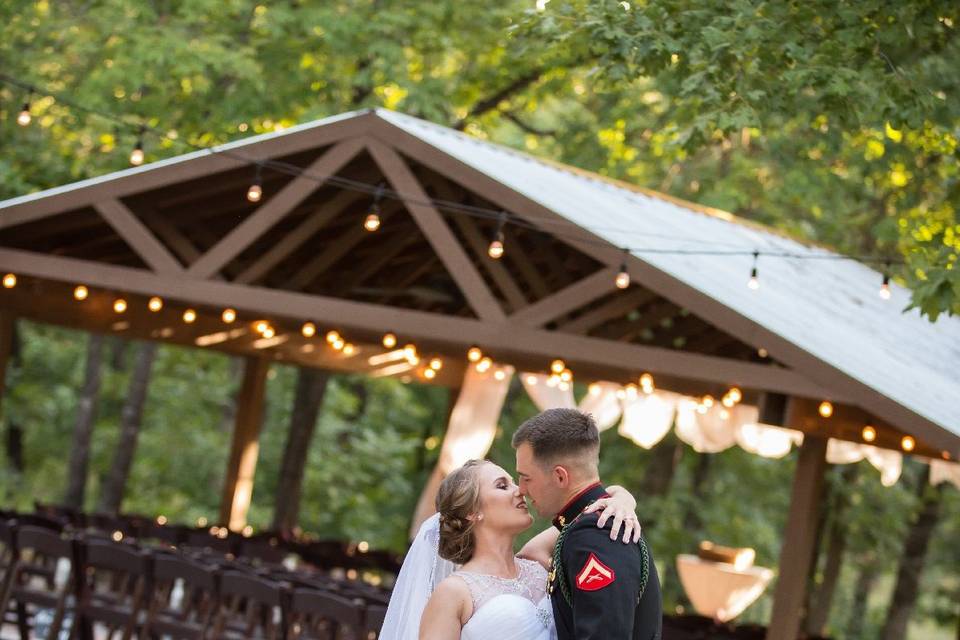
[{"left": 475, "top": 463, "right": 533, "bottom": 533}]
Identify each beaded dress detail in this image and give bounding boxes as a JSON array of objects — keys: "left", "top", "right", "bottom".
[{"left": 453, "top": 558, "right": 556, "bottom": 640}]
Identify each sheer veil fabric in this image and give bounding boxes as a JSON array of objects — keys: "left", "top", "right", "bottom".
[{"left": 381, "top": 513, "right": 456, "bottom": 640}]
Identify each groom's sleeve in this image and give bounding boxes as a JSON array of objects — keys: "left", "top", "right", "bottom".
[{"left": 562, "top": 522, "right": 641, "bottom": 639}]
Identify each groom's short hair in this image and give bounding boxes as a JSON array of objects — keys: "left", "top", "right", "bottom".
[{"left": 512, "top": 408, "right": 600, "bottom": 469}]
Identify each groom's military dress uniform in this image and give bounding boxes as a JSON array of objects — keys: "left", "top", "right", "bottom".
[{"left": 548, "top": 483, "right": 662, "bottom": 640}]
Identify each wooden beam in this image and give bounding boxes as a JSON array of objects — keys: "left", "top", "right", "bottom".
[
  {"left": 0, "top": 248, "right": 847, "bottom": 404},
  {"left": 144, "top": 212, "right": 204, "bottom": 265},
  {"left": 187, "top": 138, "right": 366, "bottom": 279},
  {"left": 235, "top": 189, "right": 367, "bottom": 285},
  {"left": 508, "top": 267, "right": 618, "bottom": 327},
  {"left": 0, "top": 113, "right": 379, "bottom": 230},
  {"left": 93, "top": 199, "right": 184, "bottom": 274},
  {"left": 505, "top": 234, "right": 551, "bottom": 299},
  {"left": 766, "top": 425, "right": 828, "bottom": 640},
  {"left": 220, "top": 356, "right": 270, "bottom": 531},
  {"left": 450, "top": 214, "right": 528, "bottom": 311},
  {"left": 366, "top": 139, "right": 505, "bottom": 322},
  {"left": 559, "top": 288, "right": 655, "bottom": 334},
  {"left": 333, "top": 228, "right": 422, "bottom": 293}
]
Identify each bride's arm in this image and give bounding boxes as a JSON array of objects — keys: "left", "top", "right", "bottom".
[
  {"left": 419, "top": 577, "right": 470, "bottom": 640},
  {"left": 516, "top": 485, "right": 643, "bottom": 568}
]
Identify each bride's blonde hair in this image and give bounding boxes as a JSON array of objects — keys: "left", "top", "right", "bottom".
[{"left": 435, "top": 459, "right": 487, "bottom": 564}]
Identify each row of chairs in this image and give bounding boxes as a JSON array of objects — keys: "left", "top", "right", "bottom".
[{"left": 0, "top": 519, "right": 388, "bottom": 639}]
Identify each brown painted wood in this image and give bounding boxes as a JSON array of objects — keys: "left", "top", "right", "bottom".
[
  {"left": 188, "top": 138, "right": 366, "bottom": 279},
  {"left": 559, "top": 288, "right": 655, "bottom": 334},
  {"left": 94, "top": 199, "right": 185, "bottom": 274},
  {"left": 507, "top": 267, "right": 617, "bottom": 327},
  {"left": 366, "top": 139, "right": 505, "bottom": 321},
  {"left": 450, "top": 214, "right": 528, "bottom": 311},
  {"left": 219, "top": 356, "right": 270, "bottom": 531},
  {"left": 766, "top": 425, "right": 828, "bottom": 640},
  {"left": 0, "top": 113, "right": 379, "bottom": 230}
]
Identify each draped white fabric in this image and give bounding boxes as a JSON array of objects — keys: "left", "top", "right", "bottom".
[
  {"left": 520, "top": 373, "right": 576, "bottom": 411},
  {"left": 825, "top": 439, "right": 903, "bottom": 486},
  {"left": 617, "top": 391, "right": 680, "bottom": 449},
  {"left": 676, "top": 402, "right": 759, "bottom": 453},
  {"left": 735, "top": 423, "right": 805, "bottom": 459},
  {"left": 579, "top": 382, "right": 623, "bottom": 432},
  {"left": 409, "top": 365, "right": 514, "bottom": 537},
  {"left": 930, "top": 459, "right": 960, "bottom": 489}
]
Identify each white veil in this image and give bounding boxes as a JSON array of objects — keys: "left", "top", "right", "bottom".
[{"left": 380, "top": 513, "right": 457, "bottom": 640}]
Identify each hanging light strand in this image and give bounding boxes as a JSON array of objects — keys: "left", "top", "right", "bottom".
[
  {"left": 17, "top": 90, "right": 33, "bottom": 126},
  {"left": 364, "top": 183, "right": 384, "bottom": 232},
  {"left": 615, "top": 247, "right": 630, "bottom": 289},
  {"left": 488, "top": 211, "right": 506, "bottom": 259},
  {"left": 247, "top": 164, "right": 263, "bottom": 203},
  {"left": 747, "top": 251, "right": 760, "bottom": 290}
]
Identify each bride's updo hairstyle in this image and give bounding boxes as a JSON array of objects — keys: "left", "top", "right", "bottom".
[{"left": 435, "top": 459, "right": 487, "bottom": 564}]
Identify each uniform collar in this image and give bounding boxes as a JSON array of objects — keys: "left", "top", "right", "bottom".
[{"left": 552, "top": 482, "right": 606, "bottom": 530}]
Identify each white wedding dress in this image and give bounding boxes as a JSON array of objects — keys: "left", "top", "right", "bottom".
[
  {"left": 454, "top": 558, "right": 557, "bottom": 640},
  {"left": 380, "top": 514, "right": 558, "bottom": 640}
]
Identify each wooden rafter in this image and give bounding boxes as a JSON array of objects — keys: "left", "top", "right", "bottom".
[
  {"left": 187, "top": 138, "right": 366, "bottom": 279},
  {"left": 508, "top": 267, "right": 618, "bottom": 328},
  {"left": 366, "top": 139, "right": 505, "bottom": 322},
  {"left": 558, "top": 288, "right": 655, "bottom": 334},
  {"left": 93, "top": 199, "right": 184, "bottom": 274}
]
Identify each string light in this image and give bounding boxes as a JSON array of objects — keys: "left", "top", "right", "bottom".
[
  {"left": 17, "top": 91, "right": 32, "bottom": 126},
  {"left": 364, "top": 183, "right": 384, "bottom": 232},
  {"left": 222, "top": 308, "right": 237, "bottom": 323},
  {"left": 550, "top": 359, "right": 565, "bottom": 374},
  {"left": 403, "top": 344, "right": 418, "bottom": 362},
  {"left": 332, "top": 338, "right": 345, "bottom": 350},
  {"left": 262, "top": 326, "right": 276, "bottom": 339},
  {"left": 818, "top": 401, "right": 833, "bottom": 418},
  {"left": 727, "top": 387, "right": 742, "bottom": 404},
  {"left": 2, "top": 273, "right": 16, "bottom": 288},
  {"left": 494, "top": 369, "right": 506, "bottom": 381},
  {"left": 862, "top": 425, "right": 877, "bottom": 442},
  {"left": 560, "top": 368, "right": 573, "bottom": 383},
  {"left": 467, "top": 346, "right": 483, "bottom": 362},
  {"left": 526, "top": 374, "right": 539, "bottom": 385},
  {"left": 476, "top": 356, "right": 492, "bottom": 372},
  {"left": 702, "top": 395, "right": 715, "bottom": 408},
  {"left": 343, "top": 343, "right": 356, "bottom": 356},
  {"left": 901, "top": 435, "right": 915, "bottom": 452},
  {"left": 247, "top": 165, "right": 263, "bottom": 203},
  {"left": 113, "top": 298, "right": 127, "bottom": 313},
  {"left": 382, "top": 332, "right": 397, "bottom": 348},
  {"left": 182, "top": 308, "right": 197, "bottom": 323},
  {"left": 488, "top": 212, "right": 506, "bottom": 259},
  {"left": 148, "top": 296, "right": 163, "bottom": 312},
  {"left": 429, "top": 358, "right": 443, "bottom": 371},
  {"left": 73, "top": 285, "right": 89, "bottom": 300},
  {"left": 615, "top": 248, "right": 630, "bottom": 289},
  {"left": 639, "top": 373, "right": 655, "bottom": 393},
  {"left": 255, "top": 321, "right": 270, "bottom": 334},
  {"left": 301, "top": 322, "right": 316, "bottom": 338},
  {"left": 879, "top": 262, "right": 891, "bottom": 300},
  {"left": 129, "top": 126, "right": 145, "bottom": 166},
  {"left": 747, "top": 251, "right": 759, "bottom": 290},
  {"left": 326, "top": 330, "right": 341, "bottom": 344},
  {"left": 423, "top": 367, "right": 437, "bottom": 379}
]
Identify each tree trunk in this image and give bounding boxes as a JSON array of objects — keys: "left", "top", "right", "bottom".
[
  {"left": 805, "top": 464, "right": 858, "bottom": 635},
  {"left": 218, "top": 357, "right": 244, "bottom": 434},
  {"left": 98, "top": 342, "right": 157, "bottom": 515},
  {"left": 641, "top": 435, "right": 683, "bottom": 497},
  {"left": 880, "top": 465, "right": 945, "bottom": 640},
  {"left": 682, "top": 452, "right": 713, "bottom": 534},
  {"left": 846, "top": 555, "right": 879, "bottom": 638},
  {"left": 64, "top": 333, "right": 106, "bottom": 509},
  {"left": 271, "top": 368, "right": 330, "bottom": 533},
  {"left": 108, "top": 336, "right": 128, "bottom": 371}
]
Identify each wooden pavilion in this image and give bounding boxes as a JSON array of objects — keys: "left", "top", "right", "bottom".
[{"left": 1, "top": 108, "right": 958, "bottom": 640}]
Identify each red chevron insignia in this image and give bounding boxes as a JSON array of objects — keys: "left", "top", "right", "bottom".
[{"left": 575, "top": 552, "right": 615, "bottom": 591}]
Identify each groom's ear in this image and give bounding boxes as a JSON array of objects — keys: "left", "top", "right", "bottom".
[{"left": 552, "top": 464, "right": 570, "bottom": 487}]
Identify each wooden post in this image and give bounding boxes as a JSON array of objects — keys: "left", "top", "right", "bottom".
[
  {"left": 219, "top": 356, "right": 270, "bottom": 531},
  {"left": 766, "top": 423, "right": 829, "bottom": 640},
  {"left": 0, "top": 311, "right": 14, "bottom": 409}
]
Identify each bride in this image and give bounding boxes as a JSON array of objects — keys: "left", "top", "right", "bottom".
[{"left": 381, "top": 459, "right": 642, "bottom": 639}]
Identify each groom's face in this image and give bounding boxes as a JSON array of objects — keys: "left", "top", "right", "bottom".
[{"left": 515, "top": 443, "right": 563, "bottom": 518}]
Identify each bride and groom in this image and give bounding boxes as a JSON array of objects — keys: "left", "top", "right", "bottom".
[{"left": 382, "top": 408, "right": 662, "bottom": 639}]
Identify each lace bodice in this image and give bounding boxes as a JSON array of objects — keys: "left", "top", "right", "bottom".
[{"left": 453, "top": 558, "right": 556, "bottom": 640}]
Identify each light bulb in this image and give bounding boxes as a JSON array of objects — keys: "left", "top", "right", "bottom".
[
  {"left": 862, "top": 425, "right": 877, "bottom": 442},
  {"left": 429, "top": 358, "right": 443, "bottom": 371},
  {"left": 382, "top": 332, "right": 397, "bottom": 348},
  {"left": 467, "top": 346, "right": 483, "bottom": 362},
  {"left": 494, "top": 369, "right": 506, "bottom": 381},
  {"left": 364, "top": 211, "right": 381, "bottom": 232},
  {"left": 326, "top": 330, "right": 340, "bottom": 344},
  {"left": 343, "top": 343, "right": 356, "bottom": 356},
  {"left": 332, "top": 338, "right": 345, "bottom": 350},
  {"left": 301, "top": 322, "right": 316, "bottom": 338},
  {"left": 247, "top": 184, "right": 262, "bottom": 203},
  {"left": 560, "top": 368, "right": 573, "bottom": 383},
  {"left": 74, "top": 285, "right": 89, "bottom": 300},
  {"left": 255, "top": 321, "right": 269, "bottom": 334},
  {"left": 183, "top": 309, "right": 197, "bottom": 323},
  {"left": 818, "top": 401, "right": 833, "bottom": 418},
  {"left": 148, "top": 296, "right": 163, "bottom": 312},
  {"left": 17, "top": 104, "right": 31, "bottom": 126},
  {"left": 727, "top": 387, "right": 742, "bottom": 404},
  {"left": 747, "top": 270, "right": 759, "bottom": 290},
  {"left": 639, "top": 373, "right": 655, "bottom": 390},
  {"left": 526, "top": 374, "right": 539, "bottom": 385},
  {"left": 130, "top": 146, "right": 144, "bottom": 166},
  {"left": 702, "top": 395, "right": 714, "bottom": 408},
  {"left": 477, "top": 356, "right": 492, "bottom": 372},
  {"left": 262, "top": 326, "right": 276, "bottom": 339},
  {"left": 423, "top": 368, "right": 437, "bottom": 380},
  {"left": 488, "top": 237, "right": 504, "bottom": 259},
  {"left": 615, "top": 262, "right": 630, "bottom": 289},
  {"left": 2, "top": 273, "right": 16, "bottom": 288},
  {"left": 550, "top": 359, "right": 565, "bottom": 374},
  {"left": 901, "top": 435, "right": 915, "bottom": 452},
  {"left": 222, "top": 308, "right": 237, "bottom": 323},
  {"left": 113, "top": 298, "right": 127, "bottom": 313},
  {"left": 879, "top": 283, "right": 890, "bottom": 300}
]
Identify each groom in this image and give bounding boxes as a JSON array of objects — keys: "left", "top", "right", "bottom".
[{"left": 513, "top": 408, "right": 662, "bottom": 640}]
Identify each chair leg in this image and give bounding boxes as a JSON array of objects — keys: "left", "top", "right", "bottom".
[{"left": 16, "top": 600, "right": 30, "bottom": 640}]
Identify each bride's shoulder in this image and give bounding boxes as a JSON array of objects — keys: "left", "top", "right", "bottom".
[{"left": 433, "top": 573, "right": 473, "bottom": 602}]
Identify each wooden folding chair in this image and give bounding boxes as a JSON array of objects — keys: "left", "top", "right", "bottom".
[
  {"left": 72, "top": 539, "right": 150, "bottom": 640},
  {"left": 210, "top": 570, "right": 288, "bottom": 640},
  {"left": 143, "top": 552, "right": 218, "bottom": 639},
  {"left": 288, "top": 588, "right": 366, "bottom": 640}
]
